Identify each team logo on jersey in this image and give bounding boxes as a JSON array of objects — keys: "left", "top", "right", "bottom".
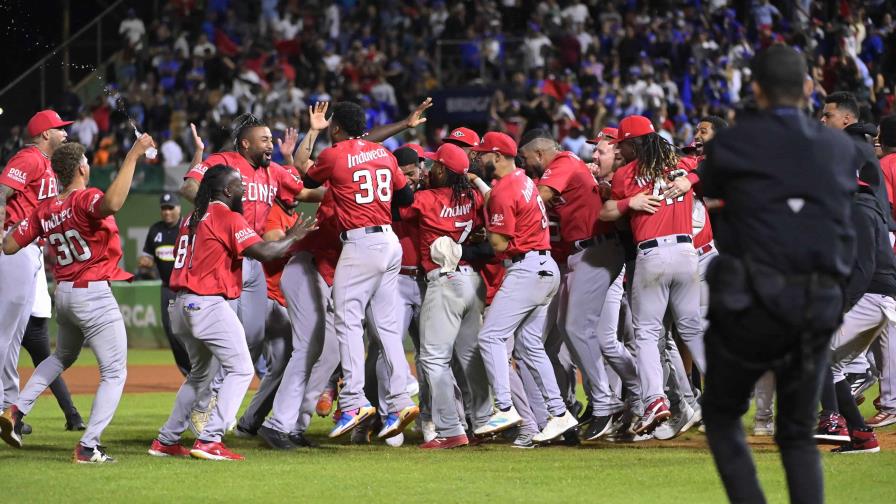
[
  {"left": 234, "top": 228, "right": 257, "bottom": 243},
  {"left": 346, "top": 148, "right": 388, "bottom": 169},
  {"left": 440, "top": 202, "right": 472, "bottom": 218},
  {"left": 490, "top": 213, "right": 504, "bottom": 226},
  {"left": 18, "top": 217, "right": 29, "bottom": 231},
  {"left": 243, "top": 182, "right": 278, "bottom": 205},
  {"left": 89, "top": 193, "right": 101, "bottom": 212},
  {"left": 192, "top": 164, "right": 209, "bottom": 176},
  {"left": 5, "top": 167, "right": 27, "bottom": 184}
]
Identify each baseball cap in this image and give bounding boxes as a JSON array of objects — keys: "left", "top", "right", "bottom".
[
  {"left": 402, "top": 143, "right": 427, "bottom": 159},
  {"left": 393, "top": 146, "right": 420, "bottom": 166},
  {"left": 430, "top": 143, "right": 470, "bottom": 175},
  {"left": 586, "top": 127, "right": 619, "bottom": 145},
  {"left": 159, "top": 192, "right": 180, "bottom": 208},
  {"left": 609, "top": 115, "right": 656, "bottom": 144},
  {"left": 442, "top": 127, "right": 480, "bottom": 147},
  {"left": 27, "top": 109, "right": 73, "bottom": 137},
  {"left": 471, "top": 132, "right": 518, "bottom": 157}
]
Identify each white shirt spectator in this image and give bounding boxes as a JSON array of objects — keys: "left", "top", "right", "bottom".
[
  {"left": 161, "top": 139, "right": 184, "bottom": 168},
  {"left": 430, "top": 6, "right": 449, "bottom": 39},
  {"left": 371, "top": 80, "right": 398, "bottom": 107},
  {"left": 323, "top": 53, "right": 342, "bottom": 73},
  {"left": 561, "top": 1, "right": 590, "bottom": 25},
  {"left": 173, "top": 33, "right": 190, "bottom": 59},
  {"left": 274, "top": 14, "right": 302, "bottom": 40},
  {"left": 70, "top": 116, "right": 99, "bottom": 148},
  {"left": 193, "top": 39, "right": 216, "bottom": 58},
  {"left": 119, "top": 16, "right": 146, "bottom": 50},
  {"left": 325, "top": 4, "right": 341, "bottom": 40},
  {"left": 524, "top": 33, "right": 552, "bottom": 69}
]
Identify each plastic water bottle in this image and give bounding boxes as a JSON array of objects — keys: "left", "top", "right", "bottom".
[{"left": 133, "top": 126, "right": 157, "bottom": 159}]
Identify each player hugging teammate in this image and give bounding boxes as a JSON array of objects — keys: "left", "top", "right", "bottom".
[{"left": 5, "top": 86, "right": 896, "bottom": 465}]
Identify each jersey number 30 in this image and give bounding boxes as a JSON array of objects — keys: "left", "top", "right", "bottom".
[
  {"left": 48, "top": 230, "right": 92, "bottom": 266},
  {"left": 354, "top": 169, "right": 392, "bottom": 204}
]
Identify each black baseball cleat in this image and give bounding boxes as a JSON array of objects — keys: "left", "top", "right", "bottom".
[
  {"left": 65, "top": 416, "right": 87, "bottom": 431},
  {"left": 0, "top": 405, "right": 25, "bottom": 448},
  {"left": 258, "top": 425, "right": 297, "bottom": 450},
  {"left": 288, "top": 432, "right": 319, "bottom": 448},
  {"left": 584, "top": 414, "right": 620, "bottom": 441},
  {"left": 22, "top": 422, "right": 33, "bottom": 435}
]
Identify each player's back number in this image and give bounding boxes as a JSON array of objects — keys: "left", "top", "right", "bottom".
[
  {"left": 353, "top": 168, "right": 392, "bottom": 204},
  {"left": 48, "top": 229, "right": 92, "bottom": 266}
]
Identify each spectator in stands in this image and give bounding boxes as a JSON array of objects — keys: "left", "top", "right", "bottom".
[{"left": 119, "top": 8, "right": 146, "bottom": 51}]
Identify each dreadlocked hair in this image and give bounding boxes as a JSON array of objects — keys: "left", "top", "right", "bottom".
[
  {"left": 632, "top": 134, "right": 680, "bottom": 182},
  {"left": 231, "top": 113, "right": 266, "bottom": 150},
  {"left": 446, "top": 170, "right": 475, "bottom": 208},
  {"left": 189, "top": 165, "right": 234, "bottom": 241}
]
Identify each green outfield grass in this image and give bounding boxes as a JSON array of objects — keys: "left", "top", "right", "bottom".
[
  {"left": 19, "top": 348, "right": 181, "bottom": 367},
  {"left": 5, "top": 375, "right": 895, "bottom": 503}
]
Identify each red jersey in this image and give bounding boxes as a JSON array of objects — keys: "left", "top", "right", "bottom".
[
  {"left": 610, "top": 160, "right": 695, "bottom": 244},
  {"left": 538, "top": 152, "right": 612, "bottom": 244},
  {"left": 169, "top": 202, "right": 263, "bottom": 299},
  {"left": 12, "top": 188, "right": 131, "bottom": 283},
  {"left": 262, "top": 203, "right": 297, "bottom": 307},
  {"left": 294, "top": 188, "right": 341, "bottom": 286},
  {"left": 880, "top": 153, "right": 896, "bottom": 221},
  {"left": 393, "top": 220, "right": 421, "bottom": 269},
  {"left": 306, "top": 139, "right": 408, "bottom": 231},
  {"left": 400, "top": 188, "right": 484, "bottom": 273},
  {"left": 0, "top": 146, "right": 59, "bottom": 229},
  {"left": 185, "top": 151, "right": 304, "bottom": 236},
  {"left": 486, "top": 169, "right": 550, "bottom": 257},
  {"left": 480, "top": 260, "right": 506, "bottom": 306}
]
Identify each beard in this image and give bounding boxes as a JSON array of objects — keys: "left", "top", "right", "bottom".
[
  {"left": 484, "top": 161, "right": 497, "bottom": 183},
  {"left": 252, "top": 150, "right": 271, "bottom": 168},
  {"left": 230, "top": 197, "right": 245, "bottom": 214}
]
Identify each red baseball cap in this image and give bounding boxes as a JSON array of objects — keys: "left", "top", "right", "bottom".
[
  {"left": 471, "top": 132, "right": 518, "bottom": 157},
  {"left": 430, "top": 143, "right": 470, "bottom": 175},
  {"left": 27, "top": 109, "right": 73, "bottom": 137},
  {"left": 586, "top": 127, "right": 619, "bottom": 145},
  {"left": 609, "top": 116, "right": 655, "bottom": 144},
  {"left": 442, "top": 127, "right": 480, "bottom": 147},
  {"left": 402, "top": 143, "right": 427, "bottom": 159}
]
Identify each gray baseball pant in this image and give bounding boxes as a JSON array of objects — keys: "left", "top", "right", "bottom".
[
  {"left": 263, "top": 252, "right": 331, "bottom": 433},
  {"left": 237, "top": 299, "right": 292, "bottom": 432},
  {"left": 754, "top": 371, "right": 775, "bottom": 421},
  {"left": 542, "top": 268, "right": 578, "bottom": 409},
  {"left": 663, "top": 333, "right": 699, "bottom": 413},
  {"left": 872, "top": 323, "right": 896, "bottom": 413},
  {"left": 478, "top": 253, "right": 564, "bottom": 416},
  {"left": 632, "top": 237, "right": 705, "bottom": 404},
  {"left": 333, "top": 228, "right": 414, "bottom": 413},
  {"left": 16, "top": 281, "right": 127, "bottom": 448},
  {"left": 293, "top": 293, "right": 339, "bottom": 434},
  {"left": 831, "top": 293, "right": 896, "bottom": 382},
  {"left": 419, "top": 268, "right": 492, "bottom": 437},
  {"left": 0, "top": 243, "right": 40, "bottom": 410},
  {"left": 159, "top": 293, "right": 252, "bottom": 443}
]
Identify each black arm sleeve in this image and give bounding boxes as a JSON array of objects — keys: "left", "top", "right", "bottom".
[
  {"left": 461, "top": 240, "right": 496, "bottom": 262},
  {"left": 391, "top": 198, "right": 403, "bottom": 222},
  {"left": 844, "top": 205, "right": 876, "bottom": 310},
  {"left": 393, "top": 183, "right": 414, "bottom": 207},
  {"left": 302, "top": 174, "right": 323, "bottom": 189}
]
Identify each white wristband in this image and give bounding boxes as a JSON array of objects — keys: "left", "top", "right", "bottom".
[{"left": 473, "top": 177, "right": 490, "bottom": 195}]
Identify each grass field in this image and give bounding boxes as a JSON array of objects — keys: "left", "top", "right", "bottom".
[{"left": 7, "top": 350, "right": 896, "bottom": 503}]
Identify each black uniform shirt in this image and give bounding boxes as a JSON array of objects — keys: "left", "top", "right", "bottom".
[
  {"left": 700, "top": 107, "right": 858, "bottom": 278},
  {"left": 142, "top": 218, "right": 182, "bottom": 286}
]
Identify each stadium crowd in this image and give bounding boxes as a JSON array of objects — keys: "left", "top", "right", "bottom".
[{"left": 2, "top": 0, "right": 893, "bottom": 168}]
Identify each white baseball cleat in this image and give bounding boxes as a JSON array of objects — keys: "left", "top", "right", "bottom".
[
  {"left": 421, "top": 420, "right": 437, "bottom": 443},
  {"left": 385, "top": 432, "right": 404, "bottom": 447},
  {"left": 752, "top": 417, "right": 775, "bottom": 436},
  {"left": 533, "top": 410, "right": 578, "bottom": 443},
  {"left": 473, "top": 407, "right": 523, "bottom": 437}
]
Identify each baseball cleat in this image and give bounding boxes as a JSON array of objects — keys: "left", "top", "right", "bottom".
[
  {"left": 656, "top": 403, "right": 701, "bottom": 440},
  {"left": 584, "top": 412, "right": 621, "bottom": 441},
  {"left": 73, "top": 444, "right": 116, "bottom": 464},
  {"left": 148, "top": 439, "right": 191, "bottom": 457},
  {"left": 329, "top": 405, "right": 377, "bottom": 438},
  {"left": 315, "top": 388, "right": 336, "bottom": 417},
  {"left": 474, "top": 407, "right": 523, "bottom": 437},
  {"left": 865, "top": 410, "right": 896, "bottom": 428},
  {"left": 831, "top": 429, "right": 880, "bottom": 454},
  {"left": 377, "top": 405, "right": 420, "bottom": 439},
  {"left": 0, "top": 405, "right": 25, "bottom": 448},
  {"left": 190, "top": 440, "right": 244, "bottom": 461},
  {"left": 633, "top": 398, "right": 672, "bottom": 434},
  {"left": 288, "top": 432, "right": 319, "bottom": 448},
  {"left": 421, "top": 419, "right": 437, "bottom": 443},
  {"left": 419, "top": 434, "right": 469, "bottom": 449},
  {"left": 258, "top": 425, "right": 297, "bottom": 450},
  {"left": 21, "top": 423, "right": 32, "bottom": 435},
  {"left": 234, "top": 424, "right": 257, "bottom": 439},
  {"left": 752, "top": 417, "right": 775, "bottom": 436},
  {"left": 533, "top": 410, "right": 578, "bottom": 443},
  {"left": 511, "top": 431, "right": 537, "bottom": 449},
  {"left": 385, "top": 432, "right": 405, "bottom": 447},
  {"left": 65, "top": 415, "right": 87, "bottom": 432},
  {"left": 814, "top": 412, "right": 850, "bottom": 444}
]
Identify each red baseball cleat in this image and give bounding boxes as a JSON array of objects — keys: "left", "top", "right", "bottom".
[
  {"left": 814, "top": 412, "right": 850, "bottom": 444},
  {"left": 190, "top": 440, "right": 244, "bottom": 461},
  {"left": 419, "top": 434, "right": 469, "bottom": 449},
  {"left": 831, "top": 429, "right": 880, "bottom": 454},
  {"left": 316, "top": 388, "right": 336, "bottom": 417},
  {"left": 148, "top": 439, "right": 191, "bottom": 457}
]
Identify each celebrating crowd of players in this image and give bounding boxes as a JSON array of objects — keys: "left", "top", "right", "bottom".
[{"left": 1, "top": 48, "right": 895, "bottom": 464}]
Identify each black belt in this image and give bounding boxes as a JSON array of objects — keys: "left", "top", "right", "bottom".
[
  {"left": 339, "top": 225, "right": 385, "bottom": 241},
  {"left": 638, "top": 235, "right": 691, "bottom": 251},
  {"left": 574, "top": 232, "right": 618, "bottom": 251},
  {"left": 510, "top": 250, "right": 549, "bottom": 264}
]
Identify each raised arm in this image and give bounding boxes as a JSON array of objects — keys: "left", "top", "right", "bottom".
[
  {"left": 365, "top": 97, "right": 432, "bottom": 144},
  {"left": 99, "top": 133, "right": 155, "bottom": 217},
  {"left": 189, "top": 122, "right": 205, "bottom": 169},
  {"left": 294, "top": 102, "right": 330, "bottom": 175}
]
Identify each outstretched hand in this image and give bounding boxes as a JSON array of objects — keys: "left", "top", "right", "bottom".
[
  {"left": 629, "top": 191, "right": 663, "bottom": 214},
  {"left": 286, "top": 213, "right": 319, "bottom": 241},
  {"left": 406, "top": 97, "right": 433, "bottom": 128},
  {"left": 190, "top": 123, "right": 205, "bottom": 151},
  {"left": 309, "top": 102, "right": 330, "bottom": 132},
  {"left": 278, "top": 127, "right": 299, "bottom": 157}
]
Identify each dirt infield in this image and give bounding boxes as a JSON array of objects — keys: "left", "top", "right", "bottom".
[{"left": 18, "top": 365, "right": 261, "bottom": 394}]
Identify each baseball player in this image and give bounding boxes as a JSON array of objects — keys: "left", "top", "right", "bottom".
[
  {"left": 524, "top": 131, "right": 642, "bottom": 441},
  {"left": 602, "top": 115, "right": 706, "bottom": 434},
  {"left": 394, "top": 143, "right": 491, "bottom": 449},
  {"left": 300, "top": 101, "right": 418, "bottom": 439},
  {"left": 179, "top": 114, "right": 321, "bottom": 433},
  {"left": 470, "top": 132, "right": 578, "bottom": 443},
  {"left": 149, "top": 164, "right": 316, "bottom": 461},
  {"left": 0, "top": 110, "right": 72, "bottom": 415},
  {"left": 0, "top": 137, "right": 154, "bottom": 463}
]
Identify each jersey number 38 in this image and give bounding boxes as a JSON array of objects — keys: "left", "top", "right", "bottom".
[{"left": 353, "top": 169, "right": 392, "bottom": 204}]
